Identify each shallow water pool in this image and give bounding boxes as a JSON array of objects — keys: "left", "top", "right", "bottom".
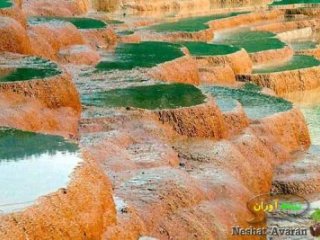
[
  {"left": 0, "top": 128, "right": 81, "bottom": 213},
  {"left": 180, "top": 42, "right": 240, "bottom": 56},
  {"left": 96, "top": 42, "right": 184, "bottom": 71},
  {"left": 0, "top": 0, "right": 12, "bottom": 8},
  {"left": 203, "top": 85, "right": 293, "bottom": 119},
  {"left": 253, "top": 55, "right": 320, "bottom": 74},
  {"left": 0, "top": 57, "right": 61, "bottom": 82},
  {"left": 214, "top": 30, "right": 286, "bottom": 53},
  {"left": 82, "top": 83, "right": 206, "bottom": 110},
  {"left": 149, "top": 12, "right": 246, "bottom": 33}
]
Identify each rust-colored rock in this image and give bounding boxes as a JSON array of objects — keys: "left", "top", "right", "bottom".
[
  {"left": 29, "top": 22, "right": 85, "bottom": 53},
  {"left": 58, "top": 45, "right": 101, "bottom": 65},
  {"left": 196, "top": 49, "right": 253, "bottom": 75},
  {"left": 23, "top": 0, "right": 90, "bottom": 16},
  {"left": 209, "top": 10, "right": 284, "bottom": 30},
  {"left": 253, "top": 19, "right": 320, "bottom": 33},
  {"left": 142, "top": 28, "right": 214, "bottom": 42},
  {"left": 158, "top": 100, "right": 228, "bottom": 139},
  {"left": 148, "top": 55, "right": 200, "bottom": 85},
  {"left": 81, "top": 27, "right": 118, "bottom": 48},
  {"left": 0, "top": 17, "right": 31, "bottom": 54},
  {"left": 249, "top": 46, "right": 294, "bottom": 66},
  {"left": 199, "top": 64, "right": 236, "bottom": 85},
  {"left": 237, "top": 66, "right": 320, "bottom": 96}
]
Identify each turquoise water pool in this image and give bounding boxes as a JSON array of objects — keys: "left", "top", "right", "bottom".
[
  {"left": 203, "top": 85, "right": 293, "bottom": 118},
  {"left": 272, "top": 0, "right": 320, "bottom": 5},
  {"left": 0, "top": 128, "right": 81, "bottom": 213},
  {"left": 149, "top": 12, "right": 246, "bottom": 33},
  {"left": 0, "top": 0, "right": 12, "bottom": 8},
  {"left": 214, "top": 30, "right": 286, "bottom": 53},
  {"left": 254, "top": 55, "right": 320, "bottom": 74},
  {"left": 82, "top": 83, "right": 206, "bottom": 110},
  {"left": 0, "top": 57, "right": 61, "bottom": 82},
  {"left": 96, "top": 42, "right": 184, "bottom": 71},
  {"left": 180, "top": 42, "right": 240, "bottom": 56}
]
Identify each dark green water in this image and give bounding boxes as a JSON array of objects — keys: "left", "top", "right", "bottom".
[
  {"left": 203, "top": 85, "right": 293, "bottom": 118},
  {"left": 215, "top": 31, "right": 286, "bottom": 53},
  {"left": 28, "top": 17, "right": 107, "bottom": 29},
  {"left": 82, "top": 83, "right": 206, "bottom": 110},
  {"left": 149, "top": 12, "right": 246, "bottom": 33},
  {"left": 96, "top": 42, "right": 184, "bottom": 71},
  {"left": 272, "top": 0, "right": 320, "bottom": 5},
  {"left": 0, "top": 128, "right": 81, "bottom": 213},
  {"left": 181, "top": 42, "right": 240, "bottom": 56},
  {"left": 0, "top": 57, "right": 61, "bottom": 82},
  {"left": 0, "top": 0, "right": 12, "bottom": 8},
  {"left": 254, "top": 55, "right": 320, "bottom": 74}
]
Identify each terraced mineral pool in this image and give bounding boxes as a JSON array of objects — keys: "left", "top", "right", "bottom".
[
  {"left": 253, "top": 55, "right": 320, "bottom": 74},
  {"left": 0, "top": 0, "right": 12, "bottom": 8},
  {"left": 82, "top": 83, "right": 206, "bottom": 110},
  {"left": 202, "top": 85, "right": 292, "bottom": 119},
  {"left": 149, "top": 12, "right": 246, "bottom": 33},
  {"left": 180, "top": 42, "right": 240, "bottom": 56},
  {"left": 290, "top": 41, "right": 318, "bottom": 51},
  {"left": 0, "top": 128, "right": 81, "bottom": 213},
  {"left": 271, "top": 0, "right": 320, "bottom": 5},
  {"left": 95, "top": 42, "right": 184, "bottom": 71},
  {"left": 0, "top": 57, "right": 61, "bottom": 82},
  {"left": 28, "top": 17, "right": 107, "bottom": 29},
  {"left": 214, "top": 30, "right": 286, "bottom": 53}
]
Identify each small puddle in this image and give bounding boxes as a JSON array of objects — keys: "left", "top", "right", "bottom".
[
  {"left": 0, "top": 128, "right": 82, "bottom": 213},
  {"left": 82, "top": 83, "right": 206, "bottom": 110}
]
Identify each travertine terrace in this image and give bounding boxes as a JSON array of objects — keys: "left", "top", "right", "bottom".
[{"left": 0, "top": 0, "right": 320, "bottom": 239}]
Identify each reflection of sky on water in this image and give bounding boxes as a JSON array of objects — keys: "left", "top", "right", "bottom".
[{"left": 0, "top": 129, "right": 81, "bottom": 213}]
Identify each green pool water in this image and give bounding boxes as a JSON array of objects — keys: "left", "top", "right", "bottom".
[
  {"left": 0, "top": 0, "right": 12, "bottom": 8},
  {"left": 203, "top": 86, "right": 293, "bottom": 118},
  {"left": 28, "top": 17, "right": 107, "bottom": 29},
  {"left": 254, "top": 55, "right": 320, "bottom": 74},
  {"left": 0, "top": 57, "right": 61, "bottom": 82},
  {"left": 290, "top": 41, "right": 318, "bottom": 51},
  {"left": 180, "top": 42, "right": 240, "bottom": 56},
  {"left": 0, "top": 128, "right": 81, "bottom": 213},
  {"left": 96, "top": 42, "right": 184, "bottom": 71},
  {"left": 215, "top": 31, "right": 286, "bottom": 53},
  {"left": 149, "top": 12, "right": 246, "bottom": 33},
  {"left": 272, "top": 0, "right": 320, "bottom": 5},
  {"left": 82, "top": 83, "right": 206, "bottom": 110}
]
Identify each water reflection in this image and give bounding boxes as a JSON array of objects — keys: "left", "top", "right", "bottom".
[{"left": 0, "top": 128, "right": 81, "bottom": 213}]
